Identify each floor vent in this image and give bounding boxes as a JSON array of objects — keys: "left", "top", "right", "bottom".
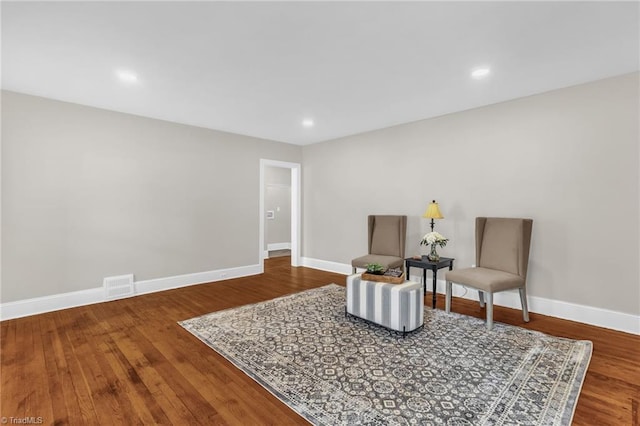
[{"left": 103, "top": 274, "right": 134, "bottom": 300}]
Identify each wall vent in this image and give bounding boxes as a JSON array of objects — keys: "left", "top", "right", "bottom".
[{"left": 103, "top": 274, "right": 134, "bottom": 300}]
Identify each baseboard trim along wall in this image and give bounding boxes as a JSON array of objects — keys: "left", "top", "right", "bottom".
[
  {"left": 264, "top": 242, "right": 293, "bottom": 259},
  {"left": 301, "top": 257, "right": 354, "bottom": 275},
  {"left": 4, "top": 257, "right": 638, "bottom": 336},
  {"left": 0, "top": 264, "right": 263, "bottom": 321},
  {"left": 267, "top": 242, "right": 292, "bottom": 251},
  {"left": 301, "top": 257, "right": 640, "bottom": 335}
]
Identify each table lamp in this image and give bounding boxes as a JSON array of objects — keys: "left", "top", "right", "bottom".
[{"left": 423, "top": 200, "right": 444, "bottom": 232}]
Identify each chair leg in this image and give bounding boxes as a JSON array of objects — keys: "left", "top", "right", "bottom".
[
  {"left": 486, "top": 292, "right": 494, "bottom": 331},
  {"left": 478, "top": 291, "right": 485, "bottom": 308},
  {"left": 519, "top": 287, "right": 530, "bottom": 322},
  {"left": 445, "top": 281, "right": 452, "bottom": 313}
]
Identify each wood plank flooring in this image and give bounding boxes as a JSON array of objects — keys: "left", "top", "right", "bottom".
[{"left": 1, "top": 256, "right": 638, "bottom": 425}]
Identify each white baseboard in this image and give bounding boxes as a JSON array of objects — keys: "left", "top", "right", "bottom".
[
  {"left": 0, "top": 264, "right": 262, "bottom": 321},
  {"left": 418, "top": 276, "right": 640, "bottom": 335},
  {"left": 301, "top": 256, "right": 353, "bottom": 275},
  {"left": 264, "top": 243, "right": 292, "bottom": 259},
  {"left": 4, "top": 257, "right": 638, "bottom": 336},
  {"left": 267, "top": 242, "right": 291, "bottom": 251},
  {"left": 0, "top": 287, "right": 105, "bottom": 321},
  {"left": 302, "top": 257, "right": 640, "bottom": 335},
  {"left": 135, "top": 264, "right": 262, "bottom": 295}
]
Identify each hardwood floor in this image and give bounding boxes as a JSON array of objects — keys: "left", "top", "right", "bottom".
[{"left": 1, "top": 256, "right": 638, "bottom": 425}]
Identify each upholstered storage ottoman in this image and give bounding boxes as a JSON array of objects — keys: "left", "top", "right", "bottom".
[{"left": 346, "top": 274, "right": 424, "bottom": 335}]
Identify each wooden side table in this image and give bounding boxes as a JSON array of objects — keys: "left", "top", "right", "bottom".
[{"left": 405, "top": 256, "right": 455, "bottom": 309}]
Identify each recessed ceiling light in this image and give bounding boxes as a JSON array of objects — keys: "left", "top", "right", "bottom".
[
  {"left": 116, "top": 69, "right": 138, "bottom": 84},
  {"left": 471, "top": 67, "right": 491, "bottom": 79},
  {"left": 302, "top": 119, "right": 314, "bottom": 128}
]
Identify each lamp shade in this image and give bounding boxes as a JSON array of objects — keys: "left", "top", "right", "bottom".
[{"left": 423, "top": 200, "right": 444, "bottom": 219}]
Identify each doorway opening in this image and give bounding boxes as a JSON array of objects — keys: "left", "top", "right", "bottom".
[{"left": 259, "top": 159, "right": 301, "bottom": 271}]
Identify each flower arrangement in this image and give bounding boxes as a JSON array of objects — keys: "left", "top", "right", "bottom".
[
  {"left": 420, "top": 231, "right": 449, "bottom": 248},
  {"left": 365, "top": 263, "right": 385, "bottom": 275},
  {"left": 420, "top": 231, "right": 449, "bottom": 261}
]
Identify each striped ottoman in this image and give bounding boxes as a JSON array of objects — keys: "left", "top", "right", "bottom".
[{"left": 346, "top": 274, "right": 424, "bottom": 335}]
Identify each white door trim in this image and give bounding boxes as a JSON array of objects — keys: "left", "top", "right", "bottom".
[{"left": 259, "top": 159, "right": 301, "bottom": 269}]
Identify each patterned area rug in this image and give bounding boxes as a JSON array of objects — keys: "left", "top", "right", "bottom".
[{"left": 179, "top": 284, "right": 592, "bottom": 425}]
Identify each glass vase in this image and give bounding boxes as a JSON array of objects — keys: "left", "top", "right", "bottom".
[{"left": 428, "top": 244, "right": 440, "bottom": 262}]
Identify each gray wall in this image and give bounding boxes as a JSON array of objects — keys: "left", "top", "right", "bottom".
[
  {"left": 3, "top": 73, "right": 639, "bottom": 318},
  {"left": 1, "top": 91, "right": 301, "bottom": 302},
  {"left": 302, "top": 72, "right": 639, "bottom": 316},
  {"left": 264, "top": 167, "right": 291, "bottom": 248}
]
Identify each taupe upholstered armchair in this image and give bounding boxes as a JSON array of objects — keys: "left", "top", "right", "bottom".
[
  {"left": 445, "top": 217, "right": 533, "bottom": 331},
  {"left": 351, "top": 215, "right": 407, "bottom": 274}
]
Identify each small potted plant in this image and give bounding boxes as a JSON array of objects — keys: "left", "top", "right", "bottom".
[{"left": 365, "top": 263, "right": 386, "bottom": 275}]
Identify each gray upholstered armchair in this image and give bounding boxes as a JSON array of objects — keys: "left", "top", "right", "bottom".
[
  {"left": 351, "top": 215, "right": 407, "bottom": 274},
  {"left": 445, "top": 217, "right": 533, "bottom": 330}
]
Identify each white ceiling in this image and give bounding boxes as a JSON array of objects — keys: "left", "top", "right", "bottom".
[{"left": 2, "top": 1, "right": 639, "bottom": 145}]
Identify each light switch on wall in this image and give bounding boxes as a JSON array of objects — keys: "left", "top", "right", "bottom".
[{"left": 267, "top": 210, "right": 275, "bottom": 219}]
